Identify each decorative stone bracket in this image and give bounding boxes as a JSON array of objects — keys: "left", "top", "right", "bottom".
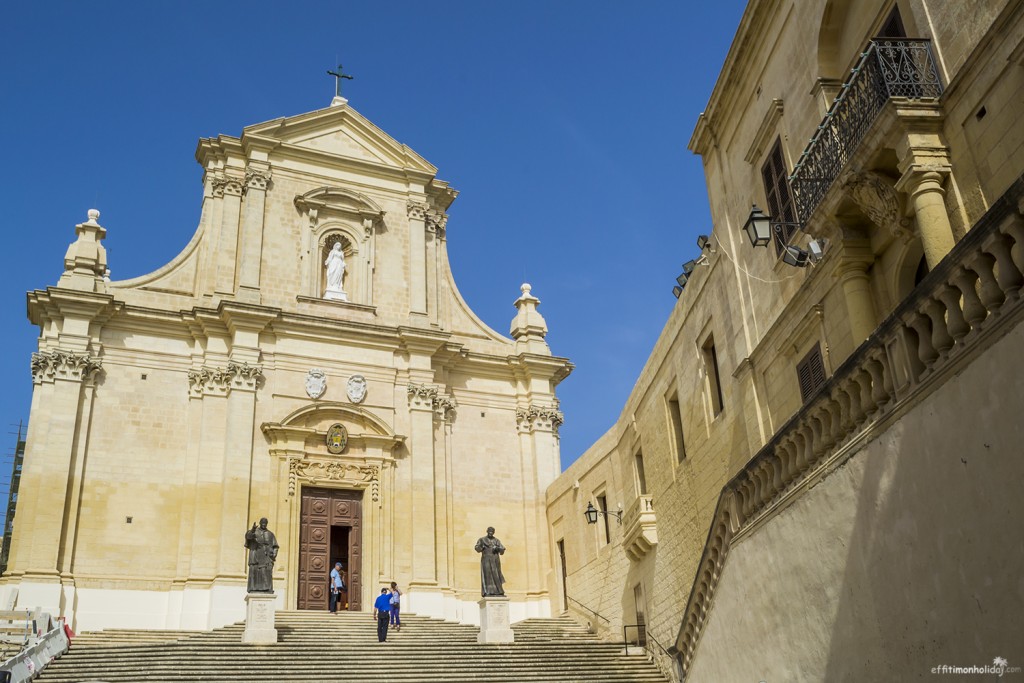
[
  {"left": 31, "top": 350, "right": 102, "bottom": 384},
  {"left": 288, "top": 458, "right": 380, "bottom": 501},
  {"left": 516, "top": 403, "right": 565, "bottom": 434},
  {"left": 433, "top": 394, "right": 457, "bottom": 422},
  {"left": 187, "top": 361, "right": 264, "bottom": 397}
]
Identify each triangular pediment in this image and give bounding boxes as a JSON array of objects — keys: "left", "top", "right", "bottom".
[{"left": 243, "top": 103, "right": 436, "bottom": 174}]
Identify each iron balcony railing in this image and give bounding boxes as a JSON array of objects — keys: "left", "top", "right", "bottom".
[{"left": 790, "top": 39, "right": 943, "bottom": 223}]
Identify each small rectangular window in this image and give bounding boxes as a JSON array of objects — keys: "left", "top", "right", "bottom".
[
  {"left": 597, "top": 494, "right": 610, "bottom": 545},
  {"left": 634, "top": 451, "right": 648, "bottom": 496},
  {"left": 667, "top": 391, "right": 686, "bottom": 462},
  {"left": 796, "top": 343, "right": 828, "bottom": 403},
  {"left": 761, "top": 138, "right": 799, "bottom": 255},
  {"left": 702, "top": 334, "right": 725, "bottom": 416}
]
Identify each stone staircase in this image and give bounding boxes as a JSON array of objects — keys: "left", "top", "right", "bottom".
[{"left": 36, "top": 611, "right": 669, "bottom": 682}]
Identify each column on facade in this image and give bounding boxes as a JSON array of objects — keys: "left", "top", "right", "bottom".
[
  {"left": 432, "top": 394, "right": 456, "bottom": 592},
  {"left": 399, "top": 330, "right": 446, "bottom": 590},
  {"left": 833, "top": 237, "right": 878, "bottom": 345},
  {"left": 898, "top": 169, "right": 956, "bottom": 269},
  {"left": 236, "top": 164, "right": 272, "bottom": 303},
  {"left": 406, "top": 201, "right": 428, "bottom": 316},
  {"left": 213, "top": 173, "right": 244, "bottom": 296},
  {"left": 12, "top": 347, "right": 102, "bottom": 583}
]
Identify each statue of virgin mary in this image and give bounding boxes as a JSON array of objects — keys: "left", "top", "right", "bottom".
[{"left": 324, "top": 242, "right": 348, "bottom": 301}]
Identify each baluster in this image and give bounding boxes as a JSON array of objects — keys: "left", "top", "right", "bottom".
[
  {"left": 968, "top": 251, "right": 1005, "bottom": 311},
  {"left": 808, "top": 414, "right": 825, "bottom": 459},
  {"left": 778, "top": 437, "right": 798, "bottom": 483},
  {"left": 951, "top": 266, "right": 988, "bottom": 329},
  {"left": 856, "top": 367, "right": 875, "bottom": 419},
  {"left": 825, "top": 397, "right": 845, "bottom": 445},
  {"left": 935, "top": 283, "right": 970, "bottom": 343},
  {"left": 923, "top": 297, "right": 955, "bottom": 356},
  {"left": 834, "top": 386, "right": 853, "bottom": 438},
  {"left": 999, "top": 214, "right": 1024, "bottom": 277},
  {"left": 907, "top": 311, "right": 939, "bottom": 369},
  {"left": 768, "top": 450, "right": 784, "bottom": 493},
  {"left": 844, "top": 375, "right": 866, "bottom": 426},
  {"left": 865, "top": 353, "right": 890, "bottom": 408},
  {"left": 983, "top": 231, "right": 1023, "bottom": 299}
]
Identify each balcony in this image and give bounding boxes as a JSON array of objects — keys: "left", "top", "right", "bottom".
[
  {"left": 622, "top": 494, "right": 658, "bottom": 561},
  {"left": 790, "top": 39, "right": 943, "bottom": 223}
]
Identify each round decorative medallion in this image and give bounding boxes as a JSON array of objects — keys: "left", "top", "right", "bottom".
[
  {"left": 312, "top": 500, "right": 327, "bottom": 514},
  {"left": 310, "top": 586, "right": 324, "bottom": 599},
  {"left": 311, "top": 528, "right": 326, "bottom": 541},
  {"left": 311, "top": 556, "right": 325, "bottom": 569},
  {"left": 335, "top": 502, "right": 350, "bottom": 516},
  {"left": 326, "top": 422, "right": 348, "bottom": 454}
]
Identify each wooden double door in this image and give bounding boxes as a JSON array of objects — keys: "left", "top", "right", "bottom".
[{"left": 298, "top": 487, "right": 363, "bottom": 611}]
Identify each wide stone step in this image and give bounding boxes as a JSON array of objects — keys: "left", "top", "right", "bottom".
[{"left": 36, "top": 613, "right": 669, "bottom": 683}]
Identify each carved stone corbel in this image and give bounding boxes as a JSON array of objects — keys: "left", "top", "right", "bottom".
[{"left": 841, "top": 170, "right": 912, "bottom": 242}]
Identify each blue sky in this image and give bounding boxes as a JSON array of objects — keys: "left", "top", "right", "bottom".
[{"left": 0, "top": 1, "right": 745, "bottom": 477}]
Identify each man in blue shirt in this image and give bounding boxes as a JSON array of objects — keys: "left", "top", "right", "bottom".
[
  {"left": 373, "top": 588, "right": 392, "bottom": 642},
  {"left": 329, "top": 562, "right": 344, "bottom": 614}
]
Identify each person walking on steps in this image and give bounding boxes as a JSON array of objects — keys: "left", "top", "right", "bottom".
[
  {"left": 389, "top": 582, "right": 402, "bottom": 631},
  {"left": 329, "top": 562, "right": 345, "bottom": 614},
  {"left": 373, "top": 588, "right": 392, "bottom": 642}
]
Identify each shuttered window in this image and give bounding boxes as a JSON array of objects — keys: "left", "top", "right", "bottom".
[
  {"left": 796, "top": 343, "right": 828, "bottom": 403},
  {"left": 761, "top": 138, "right": 799, "bottom": 255}
]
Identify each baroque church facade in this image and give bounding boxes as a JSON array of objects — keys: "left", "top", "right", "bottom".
[{"left": 1, "top": 96, "right": 571, "bottom": 631}]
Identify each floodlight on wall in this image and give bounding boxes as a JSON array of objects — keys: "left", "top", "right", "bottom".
[
  {"left": 807, "top": 238, "right": 827, "bottom": 264},
  {"left": 672, "top": 285, "right": 683, "bottom": 299},
  {"left": 584, "top": 501, "right": 622, "bottom": 525},
  {"left": 696, "top": 234, "right": 711, "bottom": 251},
  {"left": 676, "top": 272, "right": 689, "bottom": 287},
  {"left": 781, "top": 245, "right": 809, "bottom": 268}
]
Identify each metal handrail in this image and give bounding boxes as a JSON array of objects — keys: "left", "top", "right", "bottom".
[
  {"left": 566, "top": 595, "right": 610, "bottom": 625},
  {"left": 623, "top": 622, "right": 672, "bottom": 659},
  {"left": 790, "top": 38, "right": 943, "bottom": 223}
]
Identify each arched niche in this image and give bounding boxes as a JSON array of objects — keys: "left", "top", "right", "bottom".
[{"left": 294, "top": 187, "right": 386, "bottom": 306}]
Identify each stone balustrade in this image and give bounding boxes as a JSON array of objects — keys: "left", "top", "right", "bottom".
[{"left": 672, "top": 175, "right": 1024, "bottom": 678}]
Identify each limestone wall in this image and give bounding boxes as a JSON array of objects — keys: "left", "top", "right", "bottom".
[{"left": 687, "top": 318, "right": 1024, "bottom": 682}]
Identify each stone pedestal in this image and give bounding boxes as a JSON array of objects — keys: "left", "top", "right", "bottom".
[
  {"left": 477, "top": 595, "right": 514, "bottom": 644},
  {"left": 242, "top": 592, "right": 278, "bottom": 644}
]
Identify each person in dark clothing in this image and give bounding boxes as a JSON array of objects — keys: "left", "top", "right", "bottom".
[{"left": 373, "top": 588, "right": 392, "bottom": 642}]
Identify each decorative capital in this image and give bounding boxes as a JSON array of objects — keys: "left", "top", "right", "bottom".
[
  {"left": 432, "top": 394, "right": 457, "bottom": 421},
  {"left": 407, "top": 201, "right": 428, "bottom": 221},
  {"left": 211, "top": 174, "right": 244, "bottom": 197},
  {"left": 31, "top": 350, "right": 103, "bottom": 384},
  {"left": 407, "top": 382, "right": 438, "bottom": 409},
  {"left": 426, "top": 209, "right": 448, "bottom": 237},
  {"left": 187, "top": 362, "right": 263, "bottom": 397},
  {"left": 244, "top": 167, "right": 272, "bottom": 192},
  {"left": 515, "top": 402, "right": 564, "bottom": 434}
]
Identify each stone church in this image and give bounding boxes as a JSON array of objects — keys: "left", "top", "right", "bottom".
[{"left": 1, "top": 95, "right": 572, "bottom": 632}]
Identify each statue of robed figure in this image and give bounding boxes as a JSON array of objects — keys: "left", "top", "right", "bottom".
[
  {"left": 475, "top": 527, "right": 506, "bottom": 596},
  {"left": 245, "top": 517, "right": 279, "bottom": 593}
]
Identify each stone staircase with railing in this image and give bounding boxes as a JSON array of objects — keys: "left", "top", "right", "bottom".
[{"left": 35, "top": 611, "right": 669, "bottom": 682}]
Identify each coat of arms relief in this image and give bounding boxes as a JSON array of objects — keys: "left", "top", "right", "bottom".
[{"left": 305, "top": 368, "right": 327, "bottom": 399}]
